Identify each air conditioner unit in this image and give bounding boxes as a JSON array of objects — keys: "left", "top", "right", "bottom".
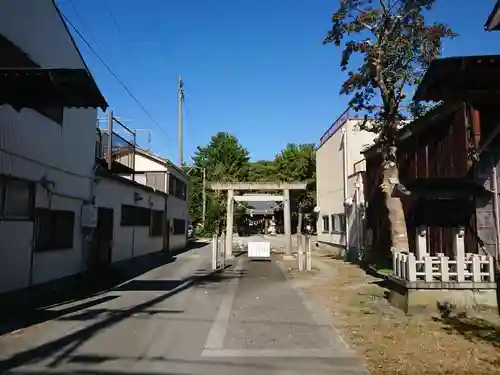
[{"left": 81, "top": 204, "right": 98, "bottom": 228}]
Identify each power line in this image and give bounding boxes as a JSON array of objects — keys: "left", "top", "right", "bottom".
[
  {"left": 102, "top": 0, "right": 135, "bottom": 59},
  {"left": 67, "top": 0, "right": 100, "bottom": 48},
  {"left": 59, "top": 8, "right": 173, "bottom": 143}
]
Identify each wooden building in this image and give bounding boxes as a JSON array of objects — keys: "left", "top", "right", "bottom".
[{"left": 363, "top": 55, "right": 500, "bottom": 266}]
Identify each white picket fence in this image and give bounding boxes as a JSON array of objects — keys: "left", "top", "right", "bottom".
[{"left": 393, "top": 252, "right": 495, "bottom": 283}]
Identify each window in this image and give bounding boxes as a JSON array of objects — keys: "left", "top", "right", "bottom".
[
  {"left": 120, "top": 205, "right": 151, "bottom": 226},
  {"left": 339, "top": 214, "right": 346, "bottom": 233},
  {"left": 172, "top": 218, "right": 186, "bottom": 235},
  {"left": 150, "top": 210, "right": 164, "bottom": 237},
  {"left": 322, "top": 215, "right": 329, "bottom": 233},
  {"left": 330, "top": 214, "right": 335, "bottom": 233},
  {"left": 0, "top": 176, "right": 34, "bottom": 220},
  {"left": 330, "top": 214, "right": 346, "bottom": 234},
  {"left": 34, "top": 208, "right": 75, "bottom": 251},
  {"left": 168, "top": 175, "right": 187, "bottom": 200}
]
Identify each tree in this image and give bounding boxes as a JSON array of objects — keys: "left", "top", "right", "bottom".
[
  {"left": 273, "top": 143, "right": 316, "bottom": 212},
  {"left": 189, "top": 132, "right": 250, "bottom": 232},
  {"left": 248, "top": 160, "right": 276, "bottom": 182},
  {"left": 324, "top": 0, "right": 455, "bottom": 252}
]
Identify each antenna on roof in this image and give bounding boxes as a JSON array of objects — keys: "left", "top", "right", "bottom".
[{"left": 131, "top": 128, "right": 153, "bottom": 147}]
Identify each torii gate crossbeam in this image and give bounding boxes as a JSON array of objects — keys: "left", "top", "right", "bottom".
[{"left": 209, "top": 182, "right": 307, "bottom": 258}]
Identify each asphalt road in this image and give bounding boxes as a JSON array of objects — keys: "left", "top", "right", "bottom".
[{"left": 0, "top": 241, "right": 367, "bottom": 375}]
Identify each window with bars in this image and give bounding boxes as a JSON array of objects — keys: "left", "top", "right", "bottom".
[
  {"left": 168, "top": 175, "right": 187, "bottom": 200},
  {"left": 150, "top": 210, "right": 164, "bottom": 237},
  {"left": 172, "top": 218, "right": 186, "bottom": 235},
  {"left": 322, "top": 215, "right": 330, "bottom": 233},
  {"left": 331, "top": 214, "right": 346, "bottom": 234},
  {"left": 34, "top": 208, "right": 75, "bottom": 251},
  {"left": 0, "top": 176, "right": 34, "bottom": 220},
  {"left": 120, "top": 205, "right": 151, "bottom": 226}
]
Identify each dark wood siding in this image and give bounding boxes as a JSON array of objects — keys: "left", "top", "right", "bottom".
[{"left": 364, "top": 103, "right": 479, "bottom": 263}]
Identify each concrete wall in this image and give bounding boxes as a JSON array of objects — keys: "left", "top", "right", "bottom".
[
  {"left": 0, "top": 0, "right": 99, "bottom": 294},
  {"left": 315, "top": 119, "right": 374, "bottom": 249},
  {"left": 94, "top": 178, "right": 166, "bottom": 263}
]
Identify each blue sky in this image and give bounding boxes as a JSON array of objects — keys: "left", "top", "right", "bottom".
[{"left": 56, "top": 0, "right": 500, "bottom": 163}]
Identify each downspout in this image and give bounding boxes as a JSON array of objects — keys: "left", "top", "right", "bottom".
[
  {"left": 492, "top": 163, "right": 500, "bottom": 259},
  {"left": 164, "top": 166, "right": 170, "bottom": 254},
  {"left": 355, "top": 179, "right": 363, "bottom": 259},
  {"left": 342, "top": 127, "right": 350, "bottom": 255}
]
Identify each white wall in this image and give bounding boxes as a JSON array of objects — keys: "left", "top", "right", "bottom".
[
  {"left": 94, "top": 178, "right": 166, "bottom": 263},
  {"left": 168, "top": 195, "right": 189, "bottom": 251},
  {"left": 0, "top": 0, "right": 86, "bottom": 69},
  {"left": 315, "top": 119, "right": 374, "bottom": 247},
  {"left": 116, "top": 152, "right": 189, "bottom": 252},
  {"left": 0, "top": 1, "right": 101, "bottom": 294}
]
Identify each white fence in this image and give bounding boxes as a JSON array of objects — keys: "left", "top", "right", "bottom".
[{"left": 393, "top": 252, "right": 495, "bottom": 283}]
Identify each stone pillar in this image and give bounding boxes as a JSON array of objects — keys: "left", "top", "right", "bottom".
[
  {"left": 225, "top": 189, "right": 234, "bottom": 258},
  {"left": 283, "top": 189, "right": 292, "bottom": 256}
]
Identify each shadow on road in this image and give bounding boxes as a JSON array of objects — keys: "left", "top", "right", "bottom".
[
  {"left": 0, "top": 264, "right": 244, "bottom": 373},
  {"left": 0, "top": 242, "right": 211, "bottom": 337}
]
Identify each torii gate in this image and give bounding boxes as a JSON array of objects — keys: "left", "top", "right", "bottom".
[{"left": 209, "top": 182, "right": 307, "bottom": 258}]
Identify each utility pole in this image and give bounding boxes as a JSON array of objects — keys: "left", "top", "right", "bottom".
[
  {"left": 178, "top": 75, "right": 184, "bottom": 166},
  {"left": 202, "top": 167, "right": 206, "bottom": 227}
]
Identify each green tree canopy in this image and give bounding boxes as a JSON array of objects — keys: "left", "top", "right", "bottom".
[
  {"left": 248, "top": 160, "right": 276, "bottom": 182},
  {"left": 187, "top": 134, "right": 317, "bottom": 234},
  {"left": 273, "top": 143, "right": 316, "bottom": 212},
  {"left": 188, "top": 132, "right": 250, "bottom": 230},
  {"left": 325, "top": 0, "right": 456, "bottom": 136}
]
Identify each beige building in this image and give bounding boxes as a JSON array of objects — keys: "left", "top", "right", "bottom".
[{"left": 315, "top": 111, "right": 375, "bottom": 256}]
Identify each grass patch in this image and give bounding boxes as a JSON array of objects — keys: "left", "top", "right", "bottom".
[
  {"left": 376, "top": 268, "right": 392, "bottom": 276},
  {"left": 307, "top": 258, "right": 500, "bottom": 375}
]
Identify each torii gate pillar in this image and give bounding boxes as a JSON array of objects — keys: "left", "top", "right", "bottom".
[
  {"left": 210, "top": 182, "right": 307, "bottom": 259},
  {"left": 225, "top": 188, "right": 234, "bottom": 258}
]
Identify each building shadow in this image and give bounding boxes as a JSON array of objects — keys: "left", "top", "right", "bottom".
[
  {"left": 432, "top": 313, "right": 500, "bottom": 348},
  {"left": 0, "top": 250, "right": 179, "bottom": 336},
  {"left": 0, "top": 264, "right": 247, "bottom": 373},
  {"left": 172, "top": 240, "right": 210, "bottom": 256}
]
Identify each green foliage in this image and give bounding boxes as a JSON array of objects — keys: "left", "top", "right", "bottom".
[
  {"left": 188, "top": 135, "right": 317, "bottom": 230},
  {"left": 273, "top": 143, "right": 316, "bottom": 212},
  {"left": 248, "top": 160, "right": 276, "bottom": 182},
  {"left": 324, "top": 0, "right": 456, "bottom": 141},
  {"left": 188, "top": 132, "right": 250, "bottom": 231}
]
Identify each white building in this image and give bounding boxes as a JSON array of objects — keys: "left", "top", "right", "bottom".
[
  {"left": 0, "top": 0, "right": 109, "bottom": 294},
  {"left": 0, "top": 0, "right": 186, "bottom": 295},
  {"left": 315, "top": 110, "right": 375, "bottom": 256},
  {"left": 112, "top": 147, "right": 189, "bottom": 252}
]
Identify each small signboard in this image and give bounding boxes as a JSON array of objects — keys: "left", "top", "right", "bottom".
[{"left": 248, "top": 241, "right": 271, "bottom": 260}]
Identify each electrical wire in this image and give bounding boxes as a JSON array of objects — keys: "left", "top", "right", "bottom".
[
  {"left": 58, "top": 8, "right": 173, "bottom": 143},
  {"left": 67, "top": 0, "right": 100, "bottom": 48},
  {"left": 102, "top": 0, "right": 136, "bottom": 59}
]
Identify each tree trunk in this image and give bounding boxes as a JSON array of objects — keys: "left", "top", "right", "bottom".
[{"left": 380, "top": 160, "right": 409, "bottom": 254}]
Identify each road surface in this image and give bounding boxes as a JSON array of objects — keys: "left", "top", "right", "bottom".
[{"left": 0, "top": 241, "right": 367, "bottom": 375}]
